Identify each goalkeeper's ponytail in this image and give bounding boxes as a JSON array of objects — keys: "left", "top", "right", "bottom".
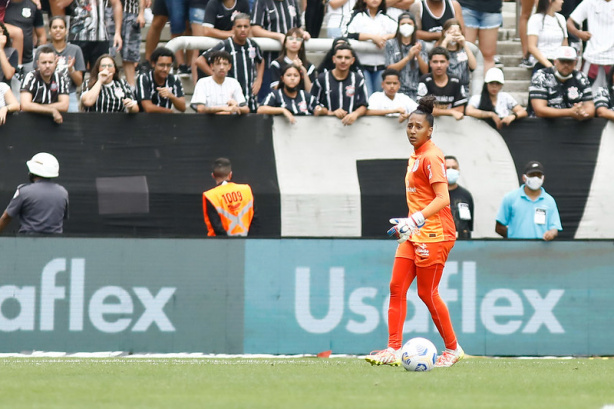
[{"left": 412, "top": 96, "right": 436, "bottom": 126}]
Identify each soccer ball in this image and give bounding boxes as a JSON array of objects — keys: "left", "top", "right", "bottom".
[{"left": 400, "top": 337, "right": 438, "bottom": 372}]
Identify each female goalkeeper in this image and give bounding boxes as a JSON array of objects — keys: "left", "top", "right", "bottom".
[{"left": 366, "top": 95, "right": 464, "bottom": 368}]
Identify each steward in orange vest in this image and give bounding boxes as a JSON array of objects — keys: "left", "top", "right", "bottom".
[{"left": 203, "top": 158, "right": 255, "bottom": 236}]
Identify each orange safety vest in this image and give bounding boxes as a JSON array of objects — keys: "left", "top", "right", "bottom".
[{"left": 203, "top": 182, "right": 254, "bottom": 236}]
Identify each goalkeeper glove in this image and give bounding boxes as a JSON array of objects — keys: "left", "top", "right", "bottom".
[{"left": 387, "top": 212, "right": 426, "bottom": 244}]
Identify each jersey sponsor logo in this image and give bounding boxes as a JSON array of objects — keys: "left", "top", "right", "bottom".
[{"left": 406, "top": 187, "right": 416, "bottom": 193}]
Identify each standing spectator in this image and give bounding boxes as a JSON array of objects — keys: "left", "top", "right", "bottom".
[
  {"left": 188, "top": 0, "right": 208, "bottom": 83},
  {"left": 136, "top": 47, "right": 186, "bottom": 113},
  {"left": 595, "top": 66, "right": 614, "bottom": 120},
  {"left": 345, "top": 0, "right": 397, "bottom": 96},
  {"left": 191, "top": 50, "right": 249, "bottom": 114},
  {"left": 527, "top": 0, "right": 567, "bottom": 73},
  {"left": 141, "top": 0, "right": 168, "bottom": 73},
  {"left": 197, "top": 14, "right": 264, "bottom": 112},
  {"left": 304, "top": 0, "right": 325, "bottom": 38},
  {"left": 457, "top": 0, "right": 501, "bottom": 73},
  {"left": 410, "top": 0, "right": 465, "bottom": 43},
  {"left": 5, "top": 0, "right": 45, "bottom": 74},
  {"left": 466, "top": 67, "right": 527, "bottom": 129},
  {"left": 81, "top": 54, "right": 139, "bottom": 113},
  {"left": 201, "top": 0, "right": 250, "bottom": 39},
  {"left": 529, "top": 46, "right": 594, "bottom": 120},
  {"left": 310, "top": 44, "right": 368, "bottom": 125},
  {"left": 496, "top": 160, "right": 562, "bottom": 240},
  {"left": 434, "top": 18, "right": 476, "bottom": 94},
  {"left": 366, "top": 68, "right": 418, "bottom": 120},
  {"left": 34, "top": 16, "right": 85, "bottom": 112},
  {"left": 0, "top": 152, "right": 69, "bottom": 235},
  {"left": 518, "top": 0, "right": 537, "bottom": 68},
  {"left": 567, "top": 0, "right": 614, "bottom": 89},
  {"left": 385, "top": 12, "right": 428, "bottom": 101},
  {"left": 416, "top": 46, "right": 466, "bottom": 119},
  {"left": 269, "top": 28, "right": 316, "bottom": 92},
  {"left": 0, "top": 22, "right": 18, "bottom": 84},
  {"left": 20, "top": 46, "right": 69, "bottom": 123},
  {"left": 0, "top": 79, "right": 20, "bottom": 124},
  {"left": 445, "top": 155, "right": 473, "bottom": 239},
  {"left": 105, "top": 0, "right": 145, "bottom": 87},
  {"left": 325, "top": 0, "right": 356, "bottom": 38},
  {"left": 203, "top": 157, "right": 256, "bottom": 236}
]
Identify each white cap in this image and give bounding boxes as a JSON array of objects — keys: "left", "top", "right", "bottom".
[
  {"left": 484, "top": 67, "right": 505, "bottom": 84},
  {"left": 26, "top": 152, "right": 60, "bottom": 178},
  {"left": 555, "top": 46, "right": 577, "bottom": 61}
]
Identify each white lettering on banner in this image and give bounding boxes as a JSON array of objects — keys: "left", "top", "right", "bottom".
[
  {"left": 0, "top": 258, "right": 176, "bottom": 333},
  {"left": 293, "top": 263, "right": 565, "bottom": 335}
]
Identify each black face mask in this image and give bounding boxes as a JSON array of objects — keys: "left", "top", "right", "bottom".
[{"left": 285, "top": 85, "right": 298, "bottom": 93}]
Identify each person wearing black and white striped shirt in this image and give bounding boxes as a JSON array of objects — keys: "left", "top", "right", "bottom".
[
  {"left": 258, "top": 63, "right": 325, "bottom": 123},
  {"left": 20, "top": 46, "right": 69, "bottom": 124},
  {"left": 136, "top": 47, "right": 185, "bottom": 113},
  {"left": 81, "top": 54, "right": 139, "bottom": 113},
  {"left": 310, "top": 44, "right": 368, "bottom": 125}
]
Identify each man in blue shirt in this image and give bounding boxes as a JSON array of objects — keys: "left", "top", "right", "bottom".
[{"left": 495, "top": 161, "right": 562, "bottom": 240}]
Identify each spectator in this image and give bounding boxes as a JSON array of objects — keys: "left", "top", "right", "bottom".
[
  {"left": 197, "top": 14, "right": 264, "bottom": 113},
  {"left": 434, "top": 17, "right": 476, "bottom": 94},
  {"left": 316, "top": 36, "right": 364, "bottom": 75},
  {"left": 496, "top": 160, "right": 562, "bottom": 241},
  {"left": 366, "top": 68, "right": 418, "bottom": 121},
  {"left": 20, "top": 46, "right": 69, "bottom": 123},
  {"left": 34, "top": 16, "right": 85, "bottom": 113},
  {"left": 81, "top": 54, "right": 139, "bottom": 113},
  {"left": 410, "top": 0, "right": 465, "bottom": 43},
  {"left": 270, "top": 28, "right": 316, "bottom": 92},
  {"left": 325, "top": 0, "right": 356, "bottom": 38},
  {"left": 518, "top": 0, "right": 537, "bottom": 68},
  {"left": 529, "top": 46, "right": 594, "bottom": 120},
  {"left": 595, "top": 66, "right": 614, "bottom": 120},
  {"left": 5, "top": 0, "right": 45, "bottom": 74},
  {"left": 305, "top": 0, "right": 325, "bottom": 38},
  {"left": 386, "top": 0, "right": 414, "bottom": 21},
  {"left": 191, "top": 50, "right": 249, "bottom": 115},
  {"left": 0, "top": 79, "right": 20, "bottom": 124},
  {"left": 311, "top": 44, "right": 368, "bottom": 125},
  {"left": 0, "top": 22, "right": 18, "bottom": 84},
  {"left": 0, "top": 152, "right": 69, "bottom": 235},
  {"left": 188, "top": 0, "right": 209, "bottom": 82},
  {"left": 345, "top": 0, "right": 397, "bottom": 95},
  {"left": 135, "top": 47, "right": 186, "bottom": 113},
  {"left": 105, "top": 0, "right": 145, "bottom": 87},
  {"left": 416, "top": 46, "right": 466, "bottom": 120},
  {"left": 385, "top": 11, "right": 428, "bottom": 101},
  {"left": 457, "top": 0, "right": 501, "bottom": 73},
  {"left": 466, "top": 67, "right": 527, "bottom": 129},
  {"left": 445, "top": 155, "right": 473, "bottom": 239},
  {"left": 203, "top": 157, "right": 256, "bottom": 237},
  {"left": 141, "top": 0, "right": 168, "bottom": 73},
  {"left": 67, "top": 0, "right": 123, "bottom": 71},
  {"left": 201, "top": 0, "right": 250, "bottom": 40},
  {"left": 258, "top": 63, "right": 324, "bottom": 123},
  {"left": 567, "top": 0, "right": 614, "bottom": 89},
  {"left": 527, "top": 0, "right": 568, "bottom": 74}
]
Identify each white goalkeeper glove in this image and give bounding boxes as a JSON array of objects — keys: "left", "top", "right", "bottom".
[{"left": 387, "top": 212, "right": 426, "bottom": 244}]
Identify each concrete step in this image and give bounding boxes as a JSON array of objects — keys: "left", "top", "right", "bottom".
[
  {"left": 501, "top": 79, "right": 531, "bottom": 93},
  {"left": 501, "top": 66, "right": 533, "bottom": 81},
  {"left": 496, "top": 40, "right": 524, "bottom": 56}
]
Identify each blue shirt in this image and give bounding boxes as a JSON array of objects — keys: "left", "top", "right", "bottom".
[{"left": 496, "top": 185, "right": 562, "bottom": 239}]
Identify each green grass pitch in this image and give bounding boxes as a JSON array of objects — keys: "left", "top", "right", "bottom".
[{"left": 0, "top": 356, "right": 613, "bottom": 408}]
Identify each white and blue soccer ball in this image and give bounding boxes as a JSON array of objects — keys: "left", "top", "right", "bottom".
[{"left": 400, "top": 337, "right": 438, "bottom": 372}]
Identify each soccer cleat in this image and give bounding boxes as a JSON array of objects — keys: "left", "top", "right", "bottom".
[
  {"left": 434, "top": 345, "right": 464, "bottom": 368},
  {"left": 365, "top": 347, "right": 401, "bottom": 366}
]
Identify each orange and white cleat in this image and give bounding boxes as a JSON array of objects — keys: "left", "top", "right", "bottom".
[
  {"left": 365, "top": 347, "right": 401, "bottom": 366},
  {"left": 435, "top": 345, "right": 465, "bottom": 368}
]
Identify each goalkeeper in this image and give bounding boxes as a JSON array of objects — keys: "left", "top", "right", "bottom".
[{"left": 366, "top": 96, "right": 464, "bottom": 368}]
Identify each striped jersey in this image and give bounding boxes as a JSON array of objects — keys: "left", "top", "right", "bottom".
[
  {"left": 261, "top": 89, "right": 318, "bottom": 115},
  {"left": 251, "top": 0, "right": 301, "bottom": 64},
  {"left": 21, "top": 71, "right": 69, "bottom": 104},
  {"left": 269, "top": 56, "right": 316, "bottom": 91},
  {"left": 68, "top": 0, "right": 109, "bottom": 42},
  {"left": 135, "top": 70, "right": 184, "bottom": 110},
  {"left": 123, "top": 0, "right": 140, "bottom": 15},
  {"left": 310, "top": 70, "right": 368, "bottom": 113},
  {"left": 569, "top": 0, "right": 614, "bottom": 65},
  {"left": 81, "top": 79, "right": 135, "bottom": 112}
]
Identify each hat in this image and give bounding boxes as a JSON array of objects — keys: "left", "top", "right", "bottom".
[
  {"left": 554, "top": 46, "right": 577, "bottom": 61},
  {"left": 484, "top": 67, "right": 505, "bottom": 84},
  {"left": 524, "top": 161, "right": 544, "bottom": 175},
  {"left": 398, "top": 11, "right": 414, "bottom": 22}
]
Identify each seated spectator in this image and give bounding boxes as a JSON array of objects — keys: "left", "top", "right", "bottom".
[
  {"left": 0, "top": 22, "right": 17, "bottom": 84},
  {"left": 310, "top": 44, "right": 368, "bottom": 125},
  {"left": 445, "top": 155, "right": 473, "bottom": 239},
  {"left": 197, "top": 14, "right": 264, "bottom": 113},
  {"left": 527, "top": 0, "right": 568, "bottom": 73},
  {"left": 345, "top": 0, "right": 397, "bottom": 95},
  {"left": 191, "top": 50, "right": 249, "bottom": 115},
  {"left": 136, "top": 47, "right": 186, "bottom": 113},
  {"left": 20, "top": 46, "right": 69, "bottom": 124},
  {"left": 270, "top": 28, "right": 316, "bottom": 92},
  {"left": 410, "top": 0, "right": 465, "bottom": 44},
  {"left": 416, "top": 46, "right": 466, "bottom": 120},
  {"left": 317, "top": 37, "right": 364, "bottom": 75},
  {"left": 326, "top": 0, "right": 356, "bottom": 38},
  {"left": 435, "top": 18, "right": 477, "bottom": 94},
  {"left": 81, "top": 55, "right": 139, "bottom": 113},
  {"left": 257, "top": 64, "right": 324, "bottom": 123},
  {"left": 0, "top": 80, "right": 19, "bottom": 125},
  {"left": 466, "top": 68, "right": 527, "bottom": 129},
  {"left": 385, "top": 12, "right": 428, "bottom": 101},
  {"left": 529, "top": 46, "right": 594, "bottom": 120},
  {"left": 202, "top": 0, "right": 250, "bottom": 40},
  {"left": 366, "top": 68, "right": 418, "bottom": 122},
  {"left": 594, "top": 66, "right": 614, "bottom": 121},
  {"left": 458, "top": 0, "right": 501, "bottom": 72}
]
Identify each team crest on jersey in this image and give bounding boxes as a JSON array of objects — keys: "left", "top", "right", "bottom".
[
  {"left": 248, "top": 46, "right": 256, "bottom": 59},
  {"left": 411, "top": 159, "right": 420, "bottom": 172},
  {"left": 22, "top": 7, "right": 31, "bottom": 18},
  {"left": 345, "top": 85, "right": 355, "bottom": 97},
  {"left": 115, "top": 87, "right": 125, "bottom": 98},
  {"left": 288, "top": 5, "right": 296, "bottom": 17},
  {"left": 298, "top": 100, "right": 307, "bottom": 112},
  {"left": 567, "top": 86, "right": 579, "bottom": 100},
  {"left": 50, "top": 81, "right": 58, "bottom": 91}
]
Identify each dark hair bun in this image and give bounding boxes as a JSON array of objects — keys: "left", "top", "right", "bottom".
[{"left": 417, "top": 96, "right": 435, "bottom": 115}]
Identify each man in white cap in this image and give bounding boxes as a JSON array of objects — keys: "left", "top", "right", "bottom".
[
  {"left": 0, "top": 153, "right": 69, "bottom": 234},
  {"left": 529, "top": 45, "right": 595, "bottom": 120}
]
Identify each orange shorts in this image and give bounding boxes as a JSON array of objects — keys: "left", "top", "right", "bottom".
[{"left": 395, "top": 240, "right": 455, "bottom": 267}]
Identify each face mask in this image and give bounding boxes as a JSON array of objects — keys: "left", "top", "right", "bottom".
[
  {"left": 554, "top": 69, "right": 573, "bottom": 81},
  {"left": 447, "top": 168, "right": 459, "bottom": 185},
  {"left": 285, "top": 85, "right": 298, "bottom": 93},
  {"left": 399, "top": 24, "right": 414, "bottom": 38},
  {"left": 525, "top": 175, "right": 544, "bottom": 191}
]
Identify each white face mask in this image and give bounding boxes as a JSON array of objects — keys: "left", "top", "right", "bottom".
[
  {"left": 525, "top": 175, "right": 544, "bottom": 191},
  {"left": 399, "top": 24, "right": 414, "bottom": 38},
  {"left": 447, "top": 168, "right": 459, "bottom": 185}
]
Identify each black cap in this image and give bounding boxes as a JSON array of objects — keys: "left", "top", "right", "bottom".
[
  {"left": 524, "top": 161, "right": 544, "bottom": 175},
  {"left": 398, "top": 11, "right": 414, "bottom": 21}
]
